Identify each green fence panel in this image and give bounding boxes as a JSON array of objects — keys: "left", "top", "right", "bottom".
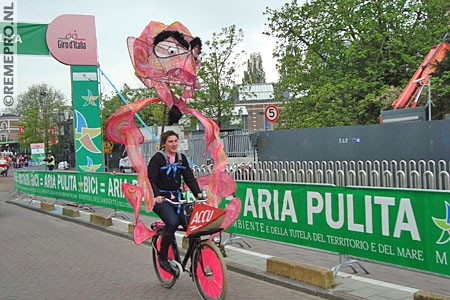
[
  {"left": 223, "top": 181, "right": 449, "bottom": 276},
  {"left": 14, "top": 170, "right": 137, "bottom": 212}
]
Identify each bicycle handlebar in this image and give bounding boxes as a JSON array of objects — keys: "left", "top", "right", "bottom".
[{"left": 164, "top": 198, "right": 207, "bottom": 205}]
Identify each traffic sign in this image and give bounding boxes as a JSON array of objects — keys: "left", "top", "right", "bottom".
[
  {"left": 265, "top": 105, "right": 279, "bottom": 122},
  {"left": 103, "top": 141, "right": 113, "bottom": 154}
]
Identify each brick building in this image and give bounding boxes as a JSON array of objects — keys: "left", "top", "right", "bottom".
[
  {"left": 0, "top": 113, "right": 21, "bottom": 153},
  {"left": 236, "top": 83, "right": 286, "bottom": 132}
]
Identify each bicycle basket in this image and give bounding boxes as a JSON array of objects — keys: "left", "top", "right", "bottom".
[{"left": 183, "top": 202, "right": 195, "bottom": 226}]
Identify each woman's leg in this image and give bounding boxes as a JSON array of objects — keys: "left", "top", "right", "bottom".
[{"left": 153, "top": 202, "right": 180, "bottom": 272}]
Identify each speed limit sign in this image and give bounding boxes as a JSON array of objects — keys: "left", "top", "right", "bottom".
[{"left": 264, "top": 105, "right": 279, "bottom": 122}]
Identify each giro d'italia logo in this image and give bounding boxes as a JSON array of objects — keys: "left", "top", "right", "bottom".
[
  {"left": 432, "top": 201, "right": 450, "bottom": 244},
  {"left": 57, "top": 30, "right": 87, "bottom": 49}
]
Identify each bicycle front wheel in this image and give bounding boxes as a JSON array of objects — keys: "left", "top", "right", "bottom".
[
  {"left": 192, "top": 241, "right": 228, "bottom": 300},
  {"left": 151, "top": 233, "right": 178, "bottom": 288}
]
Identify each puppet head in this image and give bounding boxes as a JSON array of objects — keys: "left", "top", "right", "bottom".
[{"left": 127, "top": 21, "right": 201, "bottom": 106}]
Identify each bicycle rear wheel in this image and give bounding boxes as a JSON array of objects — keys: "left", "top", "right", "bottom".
[
  {"left": 192, "top": 241, "right": 228, "bottom": 300},
  {"left": 151, "top": 233, "right": 178, "bottom": 288}
]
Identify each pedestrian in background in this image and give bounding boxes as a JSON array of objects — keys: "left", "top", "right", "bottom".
[{"left": 44, "top": 152, "right": 55, "bottom": 171}]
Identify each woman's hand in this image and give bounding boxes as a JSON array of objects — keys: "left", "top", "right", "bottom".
[{"left": 155, "top": 196, "right": 164, "bottom": 204}]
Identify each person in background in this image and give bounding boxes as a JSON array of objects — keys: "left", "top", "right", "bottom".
[{"left": 44, "top": 152, "right": 55, "bottom": 171}]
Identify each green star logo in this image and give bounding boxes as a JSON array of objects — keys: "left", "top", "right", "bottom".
[
  {"left": 432, "top": 201, "right": 450, "bottom": 245},
  {"left": 81, "top": 89, "right": 99, "bottom": 106}
]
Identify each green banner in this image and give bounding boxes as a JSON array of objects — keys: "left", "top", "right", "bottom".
[
  {"left": 0, "top": 22, "right": 49, "bottom": 55},
  {"left": 70, "top": 65, "right": 104, "bottom": 172},
  {"left": 14, "top": 171, "right": 138, "bottom": 212},
  {"left": 225, "top": 182, "right": 450, "bottom": 276},
  {"left": 14, "top": 171, "right": 450, "bottom": 276}
]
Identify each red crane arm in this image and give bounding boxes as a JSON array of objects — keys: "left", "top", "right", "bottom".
[{"left": 391, "top": 39, "right": 450, "bottom": 109}]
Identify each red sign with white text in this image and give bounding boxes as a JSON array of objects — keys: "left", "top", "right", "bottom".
[
  {"left": 46, "top": 14, "right": 98, "bottom": 65},
  {"left": 186, "top": 204, "right": 226, "bottom": 235},
  {"left": 265, "top": 105, "right": 279, "bottom": 122}
]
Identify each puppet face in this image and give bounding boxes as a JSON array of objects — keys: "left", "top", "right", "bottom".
[{"left": 128, "top": 21, "right": 201, "bottom": 96}]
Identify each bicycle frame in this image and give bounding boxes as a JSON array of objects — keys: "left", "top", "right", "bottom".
[
  {"left": 151, "top": 200, "right": 228, "bottom": 300},
  {"left": 182, "top": 227, "right": 224, "bottom": 273},
  {"left": 152, "top": 221, "right": 224, "bottom": 275}
]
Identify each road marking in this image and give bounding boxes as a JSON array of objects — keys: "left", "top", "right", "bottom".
[
  {"left": 337, "top": 272, "right": 420, "bottom": 293},
  {"left": 227, "top": 246, "right": 272, "bottom": 259}
]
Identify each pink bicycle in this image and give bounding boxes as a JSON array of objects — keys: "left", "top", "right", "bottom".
[{"left": 151, "top": 199, "right": 228, "bottom": 300}]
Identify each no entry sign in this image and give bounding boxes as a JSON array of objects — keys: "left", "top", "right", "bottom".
[{"left": 265, "top": 105, "right": 279, "bottom": 122}]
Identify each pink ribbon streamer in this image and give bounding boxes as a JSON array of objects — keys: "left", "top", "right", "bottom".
[{"left": 105, "top": 21, "right": 241, "bottom": 244}]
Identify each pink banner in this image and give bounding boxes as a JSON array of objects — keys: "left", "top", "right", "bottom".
[{"left": 46, "top": 14, "right": 98, "bottom": 65}]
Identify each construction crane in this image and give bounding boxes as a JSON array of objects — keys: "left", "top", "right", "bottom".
[
  {"left": 391, "top": 33, "right": 450, "bottom": 110},
  {"left": 380, "top": 33, "right": 449, "bottom": 124}
]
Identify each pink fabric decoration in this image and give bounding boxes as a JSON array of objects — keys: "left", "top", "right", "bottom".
[
  {"left": 134, "top": 221, "right": 156, "bottom": 244},
  {"left": 105, "top": 97, "right": 161, "bottom": 212},
  {"left": 195, "top": 173, "right": 236, "bottom": 199},
  {"left": 219, "top": 196, "right": 242, "bottom": 230},
  {"left": 210, "top": 196, "right": 242, "bottom": 241},
  {"left": 121, "top": 183, "right": 142, "bottom": 224},
  {"left": 105, "top": 21, "right": 241, "bottom": 244},
  {"left": 127, "top": 20, "right": 200, "bottom": 107}
]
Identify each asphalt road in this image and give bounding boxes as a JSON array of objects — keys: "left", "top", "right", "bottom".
[{"left": 0, "top": 171, "right": 323, "bottom": 300}]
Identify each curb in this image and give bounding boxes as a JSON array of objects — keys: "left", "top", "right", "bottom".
[
  {"left": 414, "top": 291, "right": 450, "bottom": 300},
  {"left": 267, "top": 257, "right": 334, "bottom": 289}
]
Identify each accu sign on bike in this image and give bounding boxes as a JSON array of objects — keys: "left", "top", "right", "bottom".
[{"left": 187, "top": 204, "right": 226, "bottom": 235}]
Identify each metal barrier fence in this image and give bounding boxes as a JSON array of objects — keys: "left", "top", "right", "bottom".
[
  {"left": 138, "top": 129, "right": 449, "bottom": 190},
  {"left": 140, "top": 130, "right": 254, "bottom": 167},
  {"left": 192, "top": 159, "right": 450, "bottom": 191}
]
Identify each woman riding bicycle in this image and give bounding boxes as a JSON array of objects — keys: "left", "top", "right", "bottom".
[{"left": 148, "top": 130, "right": 203, "bottom": 275}]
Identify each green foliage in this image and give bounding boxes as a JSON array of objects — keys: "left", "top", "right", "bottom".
[
  {"left": 265, "top": 0, "right": 450, "bottom": 128},
  {"left": 431, "top": 55, "right": 450, "bottom": 120},
  {"left": 194, "top": 25, "right": 245, "bottom": 128},
  {"left": 15, "top": 84, "right": 69, "bottom": 151},
  {"left": 243, "top": 52, "right": 266, "bottom": 84}
]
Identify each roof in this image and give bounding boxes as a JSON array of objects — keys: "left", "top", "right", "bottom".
[{"left": 238, "top": 83, "right": 274, "bottom": 102}]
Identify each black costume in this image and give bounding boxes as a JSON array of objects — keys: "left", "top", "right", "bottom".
[
  {"left": 147, "top": 151, "right": 201, "bottom": 267},
  {"left": 148, "top": 151, "right": 201, "bottom": 200}
]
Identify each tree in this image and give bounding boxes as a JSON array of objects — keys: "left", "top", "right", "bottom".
[
  {"left": 265, "top": 0, "right": 450, "bottom": 128},
  {"left": 430, "top": 51, "right": 450, "bottom": 120},
  {"left": 14, "top": 84, "right": 69, "bottom": 152},
  {"left": 243, "top": 52, "right": 266, "bottom": 84},
  {"left": 194, "top": 25, "right": 245, "bottom": 128}
]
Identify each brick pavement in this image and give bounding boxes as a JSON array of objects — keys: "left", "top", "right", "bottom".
[{"left": 0, "top": 190, "right": 324, "bottom": 300}]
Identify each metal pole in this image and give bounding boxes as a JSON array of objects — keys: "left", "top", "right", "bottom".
[
  {"left": 427, "top": 79, "right": 432, "bottom": 121},
  {"left": 160, "top": 105, "right": 167, "bottom": 148}
]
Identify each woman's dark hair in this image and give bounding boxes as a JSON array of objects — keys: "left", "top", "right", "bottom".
[{"left": 160, "top": 130, "right": 179, "bottom": 146}]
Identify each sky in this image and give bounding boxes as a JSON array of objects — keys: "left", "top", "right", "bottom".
[{"left": 12, "top": 0, "right": 298, "bottom": 107}]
